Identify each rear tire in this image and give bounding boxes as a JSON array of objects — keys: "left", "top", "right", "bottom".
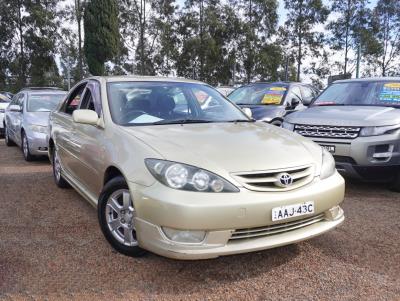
[
  {"left": 98, "top": 176, "right": 147, "bottom": 257},
  {"left": 4, "top": 126, "right": 15, "bottom": 146},
  {"left": 21, "top": 132, "right": 35, "bottom": 161},
  {"left": 389, "top": 170, "right": 400, "bottom": 192},
  {"left": 52, "top": 148, "right": 70, "bottom": 188}
]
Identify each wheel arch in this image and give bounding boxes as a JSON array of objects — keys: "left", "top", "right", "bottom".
[{"left": 104, "top": 166, "right": 126, "bottom": 186}]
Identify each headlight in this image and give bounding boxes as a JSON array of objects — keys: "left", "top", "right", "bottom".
[
  {"left": 28, "top": 125, "right": 47, "bottom": 133},
  {"left": 320, "top": 148, "right": 335, "bottom": 179},
  {"left": 282, "top": 121, "right": 294, "bottom": 131},
  {"left": 359, "top": 124, "right": 400, "bottom": 136},
  {"left": 145, "top": 159, "right": 239, "bottom": 192}
]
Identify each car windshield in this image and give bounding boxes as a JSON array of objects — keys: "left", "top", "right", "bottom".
[
  {"left": 107, "top": 81, "right": 250, "bottom": 126},
  {"left": 228, "top": 83, "right": 288, "bottom": 105},
  {"left": 313, "top": 81, "right": 400, "bottom": 108},
  {"left": 27, "top": 93, "right": 66, "bottom": 112}
]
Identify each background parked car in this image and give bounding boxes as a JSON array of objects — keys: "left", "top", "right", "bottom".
[
  {"left": 283, "top": 77, "right": 400, "bottom": 190},
  {"left": 216, "top": 86, "right": 235, "bottom": 97},
  {"left": 0, "top": 93, "right": 11, "bottom": 137},
  {"left": 0, "top": 91, "right": 14, "bottom": 100},
  {"left": 228, "top": 82, "right": 320, "bottom": 126},
  {"left": 4, "top": 87, "right": 67, "bottom": 161}
]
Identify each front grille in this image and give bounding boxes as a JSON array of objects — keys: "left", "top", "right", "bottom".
[
  {"left": 294, "top": 124, "right": 360, "bottom": 139},
  {"left": 230, "top": 213, "right": 325, "bottom": 240},
  {"left": 232, "top": 165, "right": 314, "bottom": 192}
]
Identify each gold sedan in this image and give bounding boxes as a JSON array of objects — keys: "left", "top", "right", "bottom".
[{"left": 48, "top": 76, "right": 345, "bottom": 260}]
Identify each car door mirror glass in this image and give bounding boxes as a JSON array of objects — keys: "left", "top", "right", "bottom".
[
  {"left": 287, "top": 98, "right": 300, "bottom": 109},
  {"left": 72, "top": 109, "right": 99, "bottom": 126},
  {"left": 9, "top": 104, "right": 21, "bottom": 112}
]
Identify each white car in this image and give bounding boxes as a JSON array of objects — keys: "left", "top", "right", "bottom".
[{"left": 0, "top": 94, "right": 11, "bottom": 137}]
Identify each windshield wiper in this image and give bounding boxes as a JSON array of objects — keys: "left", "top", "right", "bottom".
[
  {"left": 226, "top": 119, "right": 255, "bottom": 123},
  {"left": 153, "top": 119, "right": 214, "bottom": 125},
  {"left": 313, "top": 103, "right": 345, "bottom": 106}
]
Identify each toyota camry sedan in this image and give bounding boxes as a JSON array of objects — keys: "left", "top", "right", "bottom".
[{"left": 48, "top": 76, "right": 345, "bottom": 260}]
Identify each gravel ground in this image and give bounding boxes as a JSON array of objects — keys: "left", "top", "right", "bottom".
[{"left": 0, "top": 140, "right": 399, "bottom": 301}]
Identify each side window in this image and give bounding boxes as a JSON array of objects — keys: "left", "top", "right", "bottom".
[
  {"left": 287, "top": 86, "right": 302, "bottom": 103},
  {"left": 63, "top": 84, "right": 86, "bottom": 115},
  {"left": 17, "top": 94, "right": 25, "bottom": 110},
  {"left": 79, "top": 81, "right": 102, "bottom": 116},
  {"left": 301, "top": 86, "right": 315, "bottom": 101}
]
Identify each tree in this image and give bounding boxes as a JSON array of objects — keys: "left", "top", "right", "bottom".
[
  {"left": 84, "top": 0, "right": 121, "bottom": 75},
  {"left": 327, "top": 0, "right": 370, "bottom": 75},
  {"left": 365, "top": 0, "right": 400, "bottom": 76},
  {"left": 284, "top": 0, "right": 329, "bottom": 81}
]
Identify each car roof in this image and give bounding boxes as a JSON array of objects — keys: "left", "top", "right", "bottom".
[
  {"left": 334, "top": 77, "right": 400, "bottom": 83},
  {"left": 240, "top": 81, "right": 311, "bottom": 87},
  {"left": 88, "top": 75, "right": 204, "bottom": 84},
  {"left": 21, "top": 87, "right": 64, "bottom": 91}
]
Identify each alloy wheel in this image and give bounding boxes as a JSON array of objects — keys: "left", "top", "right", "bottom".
[
  {"left": 105, "top": 189, "right": 138, "bottom": 247},
  {"left": 54, "top": 149, "right": 61, "bottom": 182},
  {"left": 23, "top": 135, "right": 29, "bottom": 158}
]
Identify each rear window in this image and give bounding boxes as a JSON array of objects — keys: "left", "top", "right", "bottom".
[{"left": 27, "top": 93, "right": 66, "bottom": 112}]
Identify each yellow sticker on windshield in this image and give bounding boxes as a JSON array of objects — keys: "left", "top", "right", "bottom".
[
  {"left": 384, "top": 83, "right": 400, "bottom": 89},
  {"left": 270, "top": 87, "right": 287, "bottom": 91},
  {"left": 261, "top": 94, "right": 282, "bottom": 104}
]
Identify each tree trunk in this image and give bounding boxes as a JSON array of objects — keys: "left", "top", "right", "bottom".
[
  {"left": 199, "top": 0, "right": 204, "bottom": 81},
  {"left": 344, "top": 0, "right": 351, "bottom": 75},
  {"left": 76, "top": 0, "right": 83, "bottom": 79},
  {"left": 296, "top": 0, "right": 303, "bottom": 82},
  {"left": 17, "top": 0, "right": 26, "bottom": 86}
]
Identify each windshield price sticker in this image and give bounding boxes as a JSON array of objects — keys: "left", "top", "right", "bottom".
[
  {"left": 379, "top": 83, "right": 400, "bottom": 103},
  {"left": 262, "top": 94, "right": 282, "bottom": 104},
  {"left": 272, "top": 201, "right": 315, "bottom": 221}
]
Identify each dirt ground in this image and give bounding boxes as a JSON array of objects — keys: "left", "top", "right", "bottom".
[{"left": 0, "top": 140, "right": 399, "bottom": 301}]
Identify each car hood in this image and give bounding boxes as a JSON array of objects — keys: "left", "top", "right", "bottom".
[
  {"left": 285, "top": 106, "right": 400, "bottom": 127},
  {"left": 25, "top": 112, "right": 50, "bottom": 127},
  {"left": 122, "top": 122, "right": 321, "bottom": 174},
  {"left": 238, "top": 104, "right": 284, "bottom": 121}
]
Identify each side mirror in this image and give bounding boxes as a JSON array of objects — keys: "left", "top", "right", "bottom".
[
  {"left": 286, "top": 98, "right": 300, "bottom": 109},
  {"left": 302, "top": 96, "right": 314, "bottom": 106},
  {"left": 73, "top": 109, "right": 99, "bottom": 126},
  {"left": 9, "top": 104, "right": 21, "bottom": 112},
  {"left": 242, "top": 107, "right": 252, "bottom": 118}
]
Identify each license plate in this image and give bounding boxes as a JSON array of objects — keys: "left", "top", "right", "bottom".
[
  {"left": 272, "top": 201, "right": 315, "bottom": 221},
  {"left": 320, "top": 144, "right": 335, "bottom": 154}
]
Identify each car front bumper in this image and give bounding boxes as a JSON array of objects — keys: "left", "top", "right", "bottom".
[
  {"left": 25, "top": 130, "right": 48, "bottom": 155},
  {"left": 311, "top": 132, "right": 400, "bottom": 180},
  {"left": 129, "top": 171, "right": 345, "bottom": 260}
]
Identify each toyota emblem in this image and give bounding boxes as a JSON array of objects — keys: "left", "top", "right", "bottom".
[{"left": 277, "top": 172, "right": 293, "bottom": 187}]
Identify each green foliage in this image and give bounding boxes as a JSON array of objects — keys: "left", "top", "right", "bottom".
[
  {"left": 326, "top": 0, "right": 371, "bottom": 75},
  {"left": 363, "top": 0, "right": 400, "bottom": 76},
  {"left": 84, "top": 0, "right": 121, "bottom": 75},
  {"left": 283, "top": 0, "right": 329, "bottom": 81}
]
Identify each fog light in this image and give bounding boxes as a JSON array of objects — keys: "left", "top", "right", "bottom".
[
  {"left": 162, "top": 227, "right": 206, "bottom": 243},
  {"left": 326, "top": 206, "right": 342, "bottom": 220}
]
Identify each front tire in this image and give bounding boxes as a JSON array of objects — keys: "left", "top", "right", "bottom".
[
  {"left": 98, "top": 176, "right": 147, "bottom": 257},
  {"left": 52, "top": 148, "right": 70, "bottom": 188},
  {"left": 21, "top": 131, "right": 34, "bottom": 161},
  {"left": 389, "top": 170, "right": 400, "bottom": 192}
]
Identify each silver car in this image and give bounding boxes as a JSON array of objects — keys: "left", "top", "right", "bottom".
[
  {"left": 4, "top": 87, "right": 67, "bottom": 161},
  {"left": 283, "top": 77, "right": 400, "bottom": 191}
]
